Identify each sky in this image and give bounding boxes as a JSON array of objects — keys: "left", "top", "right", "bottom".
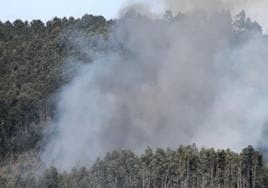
[{"left": 0, "top": 0, "right": 267, "bottom": 32}]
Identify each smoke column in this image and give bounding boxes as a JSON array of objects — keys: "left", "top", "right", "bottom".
[{"left": 41, "top": 0, "right": 268, "bottom": 170}]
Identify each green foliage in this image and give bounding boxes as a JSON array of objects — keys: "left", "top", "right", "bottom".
[
  {"left": 1, "top": 146, "right": 267, "bottom": 188},
  {"left": 89, "top": 146, "right": 267, "bottom": 188},
  {"left": 0, "top": 15, "right": 110, "bottom": 160}
]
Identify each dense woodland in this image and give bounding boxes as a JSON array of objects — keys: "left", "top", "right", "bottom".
[
  {"left": 0, "top": 10, "right": 268, "bottom": 188},
  {"left": 0, "top": 14, "right": 111, "bottom": 161},
  {"left": 0, "top": 145, "right": 268, "bottom": 188}
]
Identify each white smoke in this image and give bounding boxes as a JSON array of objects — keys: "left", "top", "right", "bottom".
[
  {"left": 163, "top": 0, "right": 268, "bottom": 33},
  {"left": 41, "top": 1, "right": 268, "bottom": 170},
  {"left": 194, "top": 37, "right": 268, "bottom": 149},
  {"left": 164, "top": 0, "right": 252, "bottom": 12}
]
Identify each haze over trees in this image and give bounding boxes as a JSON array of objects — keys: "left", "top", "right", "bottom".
[{"left": 0, "top": 9, "right": 268, "bottom": 188}]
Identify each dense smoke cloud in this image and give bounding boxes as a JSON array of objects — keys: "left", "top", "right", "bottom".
[{"left": 41, "top": 1, "right": 268, "bottom": 170}]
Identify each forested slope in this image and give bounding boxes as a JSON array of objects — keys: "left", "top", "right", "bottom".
[
  {"left": 0, "top": 15, "right": 110, "bottom": 160},
  {"left": 0, "top": 10, "right": 262, "bottom": 162},
  {"left": 0, "top": 11, "right": 268, "bottom": 188}
]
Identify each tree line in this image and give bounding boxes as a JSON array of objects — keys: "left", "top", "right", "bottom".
[{"left": 0, "top": 145, "right": 268, "bottom": 188}]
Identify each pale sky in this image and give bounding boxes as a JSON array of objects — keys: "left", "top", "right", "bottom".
[
  {"left": 0, "top": 0, "right": 267, "bottom": 32},
  {"left": 0, "top": 0, "right": 127, "bottom": 21}
]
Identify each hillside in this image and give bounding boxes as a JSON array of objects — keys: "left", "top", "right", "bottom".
[
  {"left": 0, "top": 15, "right": 110, "bottom": 161},
  {"left": 0, "top": 10, "right": 268, "bottom": 188}
]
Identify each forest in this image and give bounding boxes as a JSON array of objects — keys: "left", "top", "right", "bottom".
[
  {"left": 0, "top": 14, "right": 111, "bottom": 161},
  {"left": 0, "top": 145, "right": 268, "bottom": 187},
  {"left": 0, "top": 10, "right": 268, "bottom": 188}
]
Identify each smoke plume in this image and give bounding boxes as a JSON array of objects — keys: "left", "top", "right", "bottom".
[
  {"left": 164, "top": 0, "right": 263, "bottom": 13},
  {"left": 41, "top": 1, "right": 268, "bottom": 170}
]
